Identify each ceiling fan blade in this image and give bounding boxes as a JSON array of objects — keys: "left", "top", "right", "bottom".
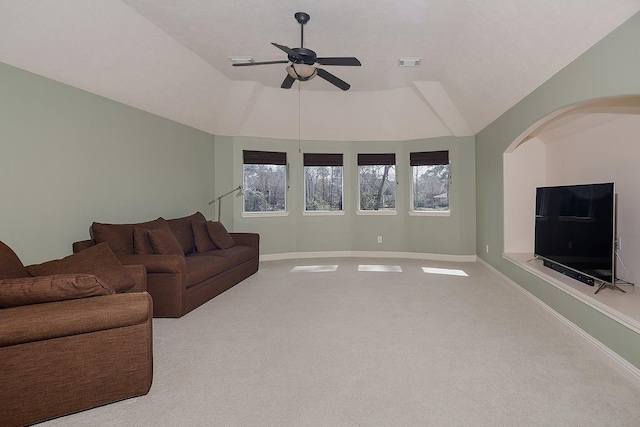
[
  {"left": 281, "top": 74, "right": 296, "bottom": 89},
  {"left": 271, "top": 43, "right": 303, "bottom": 60},
  {"left": 233, "top": 60, "right": 289, "bottom": 67},
  {"left": 316, "top": 68, "right": 350, "bottom": 91},
  {"left": 317, "top": 57, "right": 361, "bottom": 66}
]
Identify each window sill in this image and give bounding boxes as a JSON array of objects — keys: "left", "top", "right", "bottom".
[
  {"left": 242, "top": 211, "right": 289, "bottom": 218},
  {"left": 302, "top": 211, "right": 345, "bottom": 216},
  {"left": 408, "top": 210, "right": 451, "bottom": 217},
  {"left": 356, "top": 210, "right": 397, "bottom": 216}
]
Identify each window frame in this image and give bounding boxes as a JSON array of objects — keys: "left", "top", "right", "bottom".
[
  {"left": 357, "top": 153, "right": 397, "bottom": 214},
  {"left": 409, "top": 150, "right": 451, "bottom": 217},
  {"left": 303, "top": 153, "right": 344, "bottom": 214},
  {"left": 242, "top": 150, "right": 288, "bottom": 216}
]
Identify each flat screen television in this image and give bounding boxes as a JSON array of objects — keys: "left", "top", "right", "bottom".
[{"left": 534, "top": 183, "right": 616, "bottom": 286}]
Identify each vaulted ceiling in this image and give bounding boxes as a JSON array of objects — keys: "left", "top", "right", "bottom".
[{"left": 2, "top": 1, "right": 639, "bottom": 141}]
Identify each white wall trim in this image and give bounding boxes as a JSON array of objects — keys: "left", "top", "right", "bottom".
[
  {"left": 260, "top": 251, "right": 476, "bottom": 262},
  {"left": 476, "top": 257, "right": 640, "bottom": 390}
]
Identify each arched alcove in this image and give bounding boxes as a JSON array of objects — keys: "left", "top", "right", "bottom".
[{"left": 502, "top": 96, "right": 640, "bottom": 324}]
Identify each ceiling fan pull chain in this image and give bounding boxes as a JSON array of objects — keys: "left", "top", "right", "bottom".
[{"left": 298, "top": 82, "right": 302, "bottom": 154}]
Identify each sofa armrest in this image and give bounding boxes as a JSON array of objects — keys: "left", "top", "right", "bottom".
[
  {"left": 124, "top": 264, "right": 147, "bottom": 293},
  {"left": 118, "top": 254, "right": 186, "bottom": 275},
  {"left": 73, "top": 239, "right": 96, "bottom": 253},
  {"left": 230, "top": 232, "right": 260, "bottom": 250},
  {"left": 0, "top": 292, "right": 152, "bottom": 347}
]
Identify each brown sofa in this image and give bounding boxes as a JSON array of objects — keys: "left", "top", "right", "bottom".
[
  {"left": 73, "top": 212, "right": 260, "bottom": 318},
  {"left": 0, "top": 240, "right": 153, "bottom": 427}
]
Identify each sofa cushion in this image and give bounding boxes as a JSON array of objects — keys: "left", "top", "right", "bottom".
[
  {"left": 0, "top": 274, "right": 114, "bottom": 308},
  {"left": 148, "top": 229, "right": 184, "bottom": 256},
  {"left": 184, "top": 255, "right": 231, "bottom": 287},
  {"left": 0, "top": 241, "right": 30, "bottom": 280},
  {"left": 206, "top": 221, "right": 236, "bottom": 250},
  {"left": 193, "top": 245, "right": 257, "bottom": 264},
  {"left": 92, "top": 218, "right": 166, "bottom": 256},
  {"left": 26, "top": 243, "right": 135, "bottom": 293},
  {"left": 192, "top": 219, "right": 217, "bottom": 252},
  {"left": 167, "top": 212, "right": 205, "bottom": 255}
]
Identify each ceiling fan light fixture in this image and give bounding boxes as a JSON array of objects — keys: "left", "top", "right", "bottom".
[{"left": 287, "top": 63, "right": 317, "bottom": 81}]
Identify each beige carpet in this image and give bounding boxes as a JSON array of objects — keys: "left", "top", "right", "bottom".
[{"left": 41, "top": 258, "right": 640, "bottom": 426}]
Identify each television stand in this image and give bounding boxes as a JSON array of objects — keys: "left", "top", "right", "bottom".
[{"left": 594, "top": 281, "right": 627, "bottom": 295}]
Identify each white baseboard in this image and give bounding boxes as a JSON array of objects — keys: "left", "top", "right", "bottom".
[
  {"left": 260, "top": 251, "right": 477, "bottom": 263},
  {"left": 477, "top": 258, "right": 640, "bottom": 390}
]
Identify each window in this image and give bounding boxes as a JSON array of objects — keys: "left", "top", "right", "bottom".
[
  {"left": 304, "top": 153, "right": 343, "bottom": 211},
  {"left": 242, "top": 150, "right": 287, "bottom": 212},
  {"left": 410, "top": 150, "right": 450, "bottom": 212},
  {"left": 358, "top": 153, "right": 396, "bottom": 211}
]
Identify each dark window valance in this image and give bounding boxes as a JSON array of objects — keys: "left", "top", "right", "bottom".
[
  {"left": 303, "top": 153, "right": 344, "bottom": 167},
  {"left": 243, "top": 150, "right": 287, "bottom": 165},
  {"left": 410, "top": 150, "right": 449, "bottom": 166},
  {"left": 357, "top": 153, "right": 396, "bottom": 166}
]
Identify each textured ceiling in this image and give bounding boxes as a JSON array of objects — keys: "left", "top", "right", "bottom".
[{"left": 2, "top": 1, "right": 640, "bottom": 140}]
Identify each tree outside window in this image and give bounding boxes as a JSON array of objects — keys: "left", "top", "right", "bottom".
[
  {"left": 411, "top": 151, "right": 450, "bottom": 212},
  {"left": 358, "top": 153, "right": 396, "bottom": 211},
  {"left": 242, "top": 150, "right": 286, "bottom": 212},
  {"left": 304, "top": 153, "right": 344, "bottom": 211}
]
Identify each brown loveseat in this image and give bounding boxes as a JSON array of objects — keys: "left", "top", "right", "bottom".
[
  {"left": 73, "top": 212, "right": 259, "bottom": 318},
  {"left": 0, "top": 240, "right": 153, "bottom": 427}
]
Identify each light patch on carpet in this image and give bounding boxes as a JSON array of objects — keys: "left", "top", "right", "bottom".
[
  {"left": 422, "top": 266, "right": 469, "bottom": 277},
  {"left": 358, "top": 264, "right": 402, "bottom": 272},
  {"left": 290, "top": 265, "right": 339, "bottom": 273}
]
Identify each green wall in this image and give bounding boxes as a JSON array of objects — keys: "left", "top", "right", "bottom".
[
  {"left": 214, "top": 134, "right": 476, "bottom": 257},
  {"left": 476, "top": 12, "right": 640, "bottom": 368},
  {"left": 0, "top": 63, "right": 216, "bottom": 265}
]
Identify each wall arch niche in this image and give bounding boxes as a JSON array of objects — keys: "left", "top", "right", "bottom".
[{"left": 503, "top": 95, "right": 640, "bottom": 326}]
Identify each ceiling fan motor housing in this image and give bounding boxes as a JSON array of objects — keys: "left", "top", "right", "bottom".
[{"left": 288, "top": 48, "right": 317, "bottom": 65}]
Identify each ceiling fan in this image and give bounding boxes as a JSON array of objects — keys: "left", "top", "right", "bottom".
[{"left": 232, "top": 12, "right": 361, "bottom": 91}]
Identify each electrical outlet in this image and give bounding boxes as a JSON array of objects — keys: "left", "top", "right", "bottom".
[
  {"left": 485, "top": 244, "right": 489, "bottom": 253},
  {"left": 377, "top": 236, "right": 382, "bottom": 243}
]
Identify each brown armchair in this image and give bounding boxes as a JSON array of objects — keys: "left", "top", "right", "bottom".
[{"left": 0, "top": 241, "right": 153, "bottom": 426}]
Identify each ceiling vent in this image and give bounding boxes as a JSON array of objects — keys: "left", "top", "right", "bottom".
[
  {"left": 398, "top": 57, "right": 421, "bottom": 67},
  {"left": 228, "top": 57, "right": 255, "bottom": 65}
]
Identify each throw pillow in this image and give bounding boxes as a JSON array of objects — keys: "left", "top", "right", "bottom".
[
  {"left": 167, "top": 212, "right": 204, "bottom": 255},
  {"left": 132, "top": 218, "right": 172, "bottom": 254},
  {"left": 0, "top": 240, "right": 30, "bottom": 280},
  {"left": 133, "top": 227, "right": 153, "bottom": 254},
  {"left": 147, "top": 228, "right": 185, "bottom": 256},
  {"left": 205, "top": 221, "right": 236, "bottom": 250},
  {"left": 192, "top": 219, "right": 217, "bottom": 252},
  {"left": 0, "top": 274, "right": 114, "bottom": 308},
  {"left": 26, "top": 243, "right": 135, "bottom": 293}
]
